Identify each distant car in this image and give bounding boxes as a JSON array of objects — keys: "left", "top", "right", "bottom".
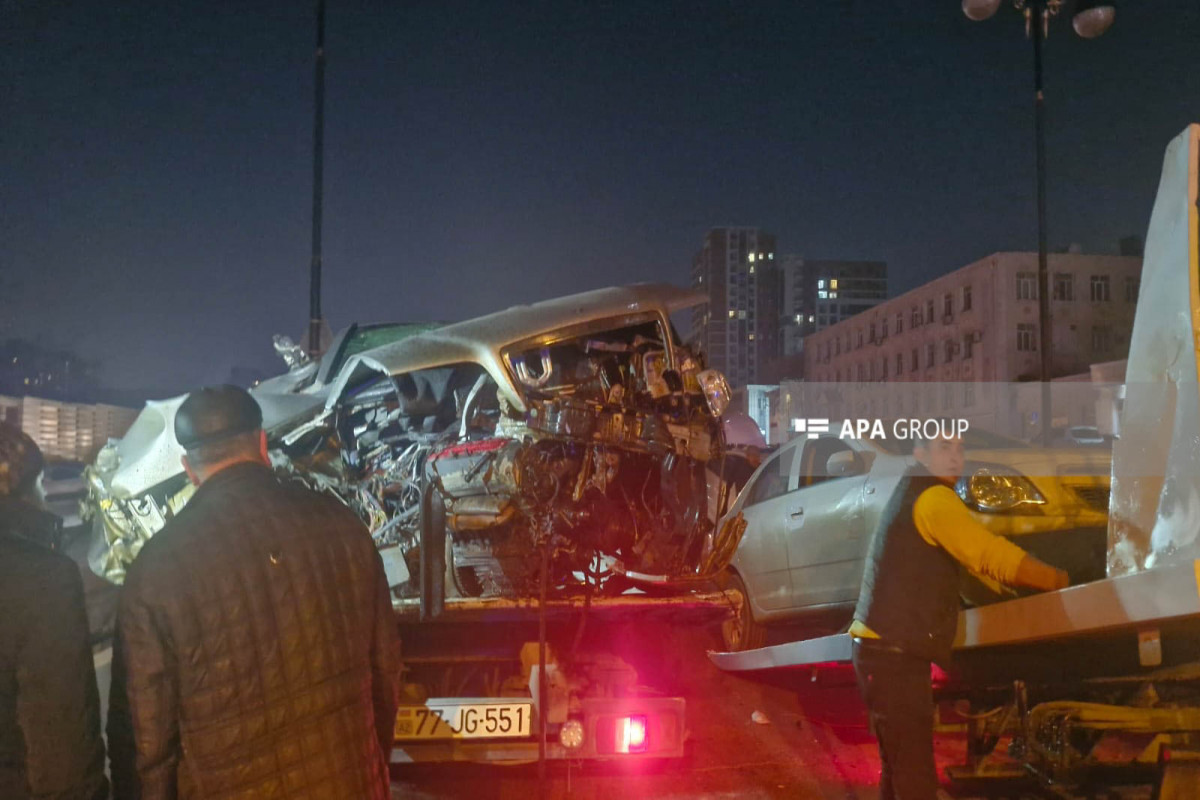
[
  {"left": 1060, "top": 425, "right": 1111, "bottom": 447},
  {"left": 42, "top": 460, "right": 88, "bottom": 528},
  {"left": 716, "top": 424, "right": 1111, "bottom": 651}
]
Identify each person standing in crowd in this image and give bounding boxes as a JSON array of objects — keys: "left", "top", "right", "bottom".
[
  {"left": 0, "top": 424, "right": 109, "bottom": 800},
  {"left": 850, "top": 426, "right": 1069, "bottom": 799},
  {"left": 108, "top": 385, "right": 401, "bottom": 799}
]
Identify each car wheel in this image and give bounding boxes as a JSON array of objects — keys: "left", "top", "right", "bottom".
[{"left": 718, "top": 570, "right": 768, "bottom": 652}]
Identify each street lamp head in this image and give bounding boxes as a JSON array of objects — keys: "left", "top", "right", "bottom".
[
  {"left": 1072, "top": 1, "right": 1115, "bottom": 39},
  {"left": 962, "top": 0, "right": 1003, "bottom": 21}
]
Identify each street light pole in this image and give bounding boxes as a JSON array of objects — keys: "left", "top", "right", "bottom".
[
  {"left": 1032, "top": 0, "right": 1052, "bottom": 447},
  {"left": 962, "top": 0, "right": 1115, "bottom": 446},
  {"left": 308, "top": 0, "right": 327, "bottom": 357}
]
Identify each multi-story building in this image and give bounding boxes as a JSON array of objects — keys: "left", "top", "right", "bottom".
[
  {"left": 802, "top": 251, "right": 1142, "bottom": 385},
  {"left": 0, "top": 394, "right": 138, "bottom": 462},
  {"left": 779, "top": 257, "right": 888, "bottom": 357},
  {"left": 690, "top": 227, "right": 779, "bottom": 387}
]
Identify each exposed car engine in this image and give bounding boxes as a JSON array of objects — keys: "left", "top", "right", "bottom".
[{"left": 279, "top": 320, "right": 729, "bottom": 597}]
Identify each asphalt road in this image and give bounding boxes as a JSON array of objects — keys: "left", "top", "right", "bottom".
[{"left": 388, "top": 626, "right": 956, "bottom": 800}]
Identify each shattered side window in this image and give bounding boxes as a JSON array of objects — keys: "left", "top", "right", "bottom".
[
  {"left": 743, "top": 444, "right": 799, "bottom": 507},
  {"left": 329, "top": 322, "right": 444, "bottom": 376}
]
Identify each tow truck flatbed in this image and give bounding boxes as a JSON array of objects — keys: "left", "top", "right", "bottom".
[
  {"left": 709, "top": 559, "right": 1200, "bottom": 674},
  {"left": 389, "top": 589, "right": 733, "bottom": 765},
  {"left": 394, "top": 589, "right": 735, "bottom": 625}
]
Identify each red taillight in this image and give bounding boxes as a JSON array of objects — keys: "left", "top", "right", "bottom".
[
  {"left": 617, "top": 715, "right": 648, "bottom": 754},
  {"left": 930, "top": 663, "right": 951, "bottom": 687}
]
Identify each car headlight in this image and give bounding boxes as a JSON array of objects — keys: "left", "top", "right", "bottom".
[{"left": 958, "top": 467, "right": 1046, "bottom": 513}]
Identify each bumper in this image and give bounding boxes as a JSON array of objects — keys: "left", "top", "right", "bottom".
[{"left": 390, "top": 696, "right": 686, "bottom": 764}]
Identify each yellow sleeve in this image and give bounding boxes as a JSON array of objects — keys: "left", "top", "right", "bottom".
[
  {"left": 913, "top": 485, "right": 1029, "bottom": 585},
  {"left": 848, "top": 619, "right": 879, "bottom": 638}
]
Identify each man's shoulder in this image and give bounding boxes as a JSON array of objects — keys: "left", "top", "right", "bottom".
[
  {"left": 0, "top": 532, "right": 79, "bottom": 582},
  {"left": 276, "top": 475, "right": 370, "bottom": 530},
  {"left": 0, "top": 535, "right": 83, "bottom": 624},
  {"left": 912, "top": 482, "right": 960, "bottom": 501},
  {"left": 914, "top": 482, "right": 961, "bottom": 507}
]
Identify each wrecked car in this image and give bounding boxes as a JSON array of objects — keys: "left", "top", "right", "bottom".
[{"left": 86, "top": 284, "right": 746, "bottom": 599}]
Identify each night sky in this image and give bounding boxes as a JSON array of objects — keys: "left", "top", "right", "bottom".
[{"left": 3, "top": 1, "right": 1198, "bottom": 397}]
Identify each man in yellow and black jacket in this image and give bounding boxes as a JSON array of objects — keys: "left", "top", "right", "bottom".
[{"left": 850, "top": 428, "right": 1068, "bottom": 800}]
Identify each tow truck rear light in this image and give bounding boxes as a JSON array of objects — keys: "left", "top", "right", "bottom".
[
  {"left": 617, "top": 715, "right": 648, "bottom": 754},
  {"left": 591, "top": 700, "right": 682, "bottom": 758}
]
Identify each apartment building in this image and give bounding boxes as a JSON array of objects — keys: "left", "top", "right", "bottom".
[
  {"left": 690, "top": 227, "right": 780, "bottom": 386},
  {"left": 802, "top": 252, "right": 1142, "bottom": 384},
  {"left": 779, "top": 257, "right": 887, "bottom": 357}
]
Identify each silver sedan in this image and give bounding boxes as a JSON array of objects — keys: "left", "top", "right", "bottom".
[{"left": 717, "top": 425, "right": 1110, "bottom": 650}]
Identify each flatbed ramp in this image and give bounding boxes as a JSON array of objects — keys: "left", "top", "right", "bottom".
[
  {"left": 709, "top": 564, "right": 1200, "bottom": 796},
  {"left": 709, "top": 559, "right": 1200, "bottom": 674},
  {"left": 394, "top": 589, "right": 736, "bottom": 625}
]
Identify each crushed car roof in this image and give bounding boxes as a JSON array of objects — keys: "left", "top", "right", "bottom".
[{"left": 325, "top": 283, "right": 704, "bottom": 412}]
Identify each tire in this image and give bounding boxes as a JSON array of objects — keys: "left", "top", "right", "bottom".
[{"left": 718, "top": 569, "right": 768, "bottom": 652}]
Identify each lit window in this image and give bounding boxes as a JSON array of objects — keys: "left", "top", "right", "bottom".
[
  {"left": 749, "top": 253, "right": 756, "bottom": 263},
  {"left": 749, "top": 265, "right": 755, "bottom": 275},
  {"left": 830, "top": 291, "right": 838, "bottom": 299},
  {"left": 768, "top": 253, "right": 774, "bottom": 260},
  {"left": 795, "top": 314, "right": 802, "bottom": 323},
  {"left": 818, "top": 280, "right": 825, "bottom": 289},
  {"left": 818, "top": 290, "right": 828, "bottom": 299},
  {"left": 808, "top": 315, "right": 814, "bottom": 323},
  {"left": 748, "top": 334, "right": 756, "bottom": 341},
  {"left": 830, "top": 279, "right": 838, "bottom": 289},
  {"left": 728, "top": 310, "right": 736, "bottom": 318}
]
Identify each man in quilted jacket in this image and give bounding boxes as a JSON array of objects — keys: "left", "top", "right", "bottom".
[
  {"left": 0, "top": 423, "right": 109, "bottom": 800},
  {"left": 107, "top": 385, "right": 401, "bottom": 799}
]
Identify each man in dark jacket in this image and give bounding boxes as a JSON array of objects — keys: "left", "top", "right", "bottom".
[
  {"left": 850, "top": 427, "right": 1069, "bottom": 799},
  {"left": 0, "top": 424, "right": 109, "bottom": 800},
  {"left": 107, "top": 385, "right": 401, "bottom": 799}
]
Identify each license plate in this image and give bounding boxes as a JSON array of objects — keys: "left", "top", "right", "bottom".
[{"left": 394, "top": 700, "right": 533, "bottom": 740}]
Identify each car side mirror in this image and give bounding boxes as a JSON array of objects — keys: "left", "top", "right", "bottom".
[{"left": 826, "top": 450, "right": 864, "bottom": 478}]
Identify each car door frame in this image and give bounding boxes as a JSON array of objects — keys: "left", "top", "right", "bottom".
[
  {"left": 783, "top": 434, "right": 876, "bottom": 613},
  {"left": 728, "top": 438, "right": 804, "bottom": 618}
]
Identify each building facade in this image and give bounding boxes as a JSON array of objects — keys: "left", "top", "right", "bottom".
[
  {"left": 802, "top": 252, "right": 1142, "bottom": 385},
  {"left": 779, "top": 258, "right": 888, "bottom": 357},
  {"left": 0, "top": 394, "right": 138, "bottom": 462},
  {"left": 690, "top": 227, "right": 779, "bottom": 387}
]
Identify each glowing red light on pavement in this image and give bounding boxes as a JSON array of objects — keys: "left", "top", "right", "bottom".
[{"left": 619, "top": 715, "right": 648, "bottom": 753}]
